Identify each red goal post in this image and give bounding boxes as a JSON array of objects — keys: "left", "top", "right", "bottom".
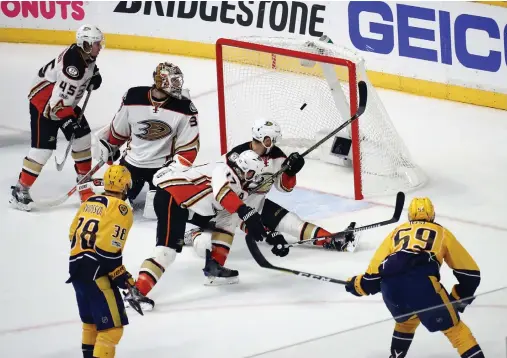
[{"left": 215, "top": 37, "right": 426, "bottom": 200}]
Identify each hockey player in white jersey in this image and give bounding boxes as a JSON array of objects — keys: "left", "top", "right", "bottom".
[
  {"left": 94, "top": 62, "right": 199, "bottom": 215},
  {"left": 186, "top": 119, "right": 358, "bottom": 257},
  {"left": 10, "top": 24, "right": 103, "bottom": 211},
  {"left": 132, "top": 150, "right": 289, "bottom": 308}
]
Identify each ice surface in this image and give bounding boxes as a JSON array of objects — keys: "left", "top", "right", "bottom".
[{"left": 0, "top": 43, "right": 505, "bottom": 357}]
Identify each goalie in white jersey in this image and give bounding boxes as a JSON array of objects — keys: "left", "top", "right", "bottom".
[
  {"left": 10, "top": 24, "right": 103, "bottom": 211},
  {"left": 132, "top": 150, "right": 289, "bottom": 308},
  {"left": 94, "top": 62, "right": 200, "bottom": 212},
  {"left": 186, "top": 119, "right": 358, "bottom": 257}
]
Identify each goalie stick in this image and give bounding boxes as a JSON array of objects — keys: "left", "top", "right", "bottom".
[
  {"left": 281, "top": 191, "right": 406, "bottom": 249},
  {"left": 248, "top": 80, "right": 368, "bottom": 194},
  {"left": 245, "top": 233, "right": 348, "bottom": 285},
  {"left": 34, "top": 159, "right": 105, "bottom": 209},
  {"left": 55, "top": 85, "right": 94, "bottom": 171}
]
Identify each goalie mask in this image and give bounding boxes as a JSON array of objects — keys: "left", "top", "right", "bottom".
[
  {"left": 252, "top": 118, "right": 282, "bottom": 154},
  {"left": 232, "top": 150, "right": 264, "bottom": 184},
  {"left": 153, "top": 62, "right": 184, "bottom": 99}
]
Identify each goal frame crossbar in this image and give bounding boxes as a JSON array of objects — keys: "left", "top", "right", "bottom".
[{"left": 215, "top": 37, "right": 363, "bottom": 199}]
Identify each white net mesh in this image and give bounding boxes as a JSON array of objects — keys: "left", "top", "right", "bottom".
[{"left": 218, "top": 37, "right": 427, "bottom": 197}]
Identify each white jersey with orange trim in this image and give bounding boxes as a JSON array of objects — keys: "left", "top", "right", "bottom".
[
  {"left": 152, "top": 155, "right": 249, "bottom": 219},
  {"left": 28, "top": 44, "right": 98, "bottom": 120},
  {"left": 107, "top": 86, "right": 200, "bottom": 169}
]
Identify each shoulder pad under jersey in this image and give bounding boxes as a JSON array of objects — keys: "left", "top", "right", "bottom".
[
  {"left": 62, "top": 44, "right": 87, "bottom": 81},
  {"left": 122, "top": 86, "right": 152, "bottom": 106}
]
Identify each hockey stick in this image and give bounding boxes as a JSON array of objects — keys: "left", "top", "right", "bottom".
[
  {"left": 55, "top": 85, "right": 94, "bottom": 171},
  {"left": 34, "top": 159, "right": 105, "bottom": 209},
  {"left": 245, "top": 234, "right": 348, "bottom": 285},
  {"left": 282, "top": 191, "right": 406, "bottom": 249},
  {"left": 248, "top": 80, "right": 368, "bottom": 194}
]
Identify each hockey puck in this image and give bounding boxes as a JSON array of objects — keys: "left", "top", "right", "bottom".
[{"left": 300, "top": 103, "right": 307, "bottom": 110}]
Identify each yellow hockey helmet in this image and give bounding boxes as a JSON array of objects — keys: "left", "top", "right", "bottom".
[
  {"left": 103, "top": 165, "right": 132, "bottom": 194},
  {"left": 408, "top": 197, "right": 435, "bottom": 222}
]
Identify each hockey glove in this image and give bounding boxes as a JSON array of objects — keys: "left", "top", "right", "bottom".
[
  {"left": 87, "top": 71, "right": 102, "bottom": 91},
  {"left": 265, "top": 231, "right": 289, "bottom": 257},
  {"left": 449, "top": 286, "right": 476, "bottom": 313},
  {"left": 345, "top": 275, "right": 368, "bottom": 297},
  {"left": 60, "top": 115, "right": 81, "bottom": 140},
  {"left": 108, "top": 265, "right": 135, "bottom": 290},
  {"left": 282, "top": 152, "right": 305, "bottom": 176},
  {"left": 237, "top": 204, "right": 267, "bottom": 242}
]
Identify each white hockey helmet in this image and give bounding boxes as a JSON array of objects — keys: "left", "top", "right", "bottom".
[
  {"left": 76, "top": 24, "right": 104, "bottom": 54},
  {"left": 234, "top": 150, "right": 264, "bottom": 183},
  {"left": 251, "top": 118, "right": 282, "bottom": 153},
  {"left": 153, "top": 62, "right": 184, "bottom": 99}
]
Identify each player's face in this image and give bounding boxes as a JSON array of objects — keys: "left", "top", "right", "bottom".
[
  {"left": 251, "top": 140, "right": 267, "bottom": 156},
  {"left": 90, "top": 41, "right": 103, "bottom": 57}
]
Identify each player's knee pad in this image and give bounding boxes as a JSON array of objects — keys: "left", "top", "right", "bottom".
[
  {"left": 27, "top": 148, "right": 52, "bottom": 166},
  {"left": 275, "top": 211, "right": 305, "bottom": 239},
  {"left": 443, "top": 321, "right": 479, "bottom": 355},
  {"left": 94, "top": 327, "right": 123, "bottom": 357},
  {"left": 143, "top": 190, "right": 157, "bottom": 220},
  {"left": 82, "top": 323, "right": 98, "bottom": 345},
  {"left": 152, "top": 245, "right": 177, "bottom": 268},
  {"left": 394, "top": 315, "right": 420, "bottom": 334},
  {"left": 193, "top": 231, "right": 212, "bottom": 258},
  {"left": 72, "top": 133, "right": 91, "bottom": 151}
]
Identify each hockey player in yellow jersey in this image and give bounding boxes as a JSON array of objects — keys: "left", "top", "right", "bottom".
[
  {"left": 66, "top": 164, "right": 152, "bottom": 358},
  {"left": 345, "top": 197, "right": 483, "bottom": 358}
]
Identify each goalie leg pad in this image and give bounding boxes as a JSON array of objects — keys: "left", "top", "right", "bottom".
[
  {"left": 143, "top": 190, "right": 157, "bottom": 219},
  {"left": 137, "top": 246, "right": 177, "bottom": 296},
  {"left": 94, "top": 327, "right": 123, "bottom": 358}
]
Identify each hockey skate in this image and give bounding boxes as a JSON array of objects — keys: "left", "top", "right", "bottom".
[
  {"left": 203, "top": 249, "right": 239, "bottom": 286},
  {"left": 124, "top": 287, "right": 155, "bottom": 313},
  {"left": 9, "top": 183, "right": 34, "bottom": 211},
  {"left": 323, "top": 222, "right": 360, "bottom": 253}
]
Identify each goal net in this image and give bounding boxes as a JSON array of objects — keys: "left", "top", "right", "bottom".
[{"left": 216, "top": 37, "right": 427, "bottom": 199}]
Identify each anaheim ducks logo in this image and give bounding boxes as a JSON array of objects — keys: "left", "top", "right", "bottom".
[{"left": 134, "top": 120, "right": 172, "bottom": 141}]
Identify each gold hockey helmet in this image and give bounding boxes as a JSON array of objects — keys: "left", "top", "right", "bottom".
[
  {"left": 408, "top": 197, "right": 435, "bottom": 222},
  {"left": 103, "top": 165, "right": 132, "bottom": 194}
]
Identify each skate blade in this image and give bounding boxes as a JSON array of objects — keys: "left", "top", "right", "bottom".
[
  {"left": 346, "top": 233, "right": 361, "bottom": 253},
  {"left": 204, "top": 275, "right": 239, "bottom": 286}
]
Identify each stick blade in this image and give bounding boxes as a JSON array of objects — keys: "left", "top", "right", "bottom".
[
  {"left": 392, "top": 191, "right": 406, "bottom": 221},
  {"left": 356, "top": 80, "right": 368, "bottom": 116}
]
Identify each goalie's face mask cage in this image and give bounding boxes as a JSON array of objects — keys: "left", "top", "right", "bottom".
[
  {"left": 251, "top": 119, "right": 282, "bottom": 154},
  {"left": 154, "top": 62, "right": 184, "bottom": 99}
]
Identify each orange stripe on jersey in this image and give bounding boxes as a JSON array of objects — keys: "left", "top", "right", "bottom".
[
  {"left": 176, "top": 148, "right": 199, "bottom": 164},
  {"left": 219, "top": 190, "right": 244, "bottom": 214},
  {"left": 164, "top": 181, "right": 211, "bottom": 208},
  {"left": 280, "top": 173, "right": 296, "bottom": 192},
  {"left": 30, "top": 83, "right": 55, "bottom": 114}
]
